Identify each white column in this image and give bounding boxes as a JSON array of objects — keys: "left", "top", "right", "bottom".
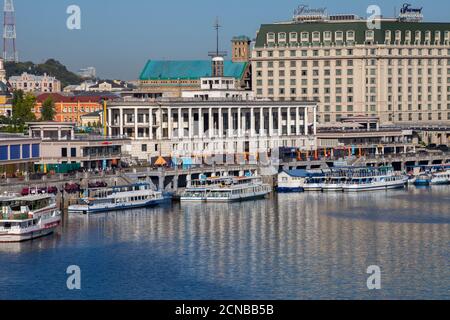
[
  {"left": 260, "top": 108, "right": 264, "bottom": 136},
  {"left": 134, "top": 108, "right": 139, "bottom": 139},
  {"left": 119, "top": 108, "right": 124, "bottom": 136},
  {"left": 167, "top": 108, "right": 172, "bottom": 139},
  {"left": 209, "top": 108, "right": 214, "bottom": 138},
  {"left": 250, "top": 108, "right": 255, "bottom": 137},
  {"left": 178, "top": 108, "right": 183, "bottom": 139},
  {"left": 149, "top": 108, "right": 153, "bottom": 140},
  {"left": 108, "top": 108, "right": 112, "bottom": 136},
  {"left": 269, "top": 107, "right": 273, "bottom": 136},
  {"left": 296, "top": 107, "right": 300, "bottom": 136},
  {"left": 218, "top": 107, "right": 223, "bottom": 138},
  {"left": 313, "top": 106, "right": 317, "bottom": 136},
  {"left": 304, "top": 107, "right": 309, "bottom": 136},
  {"left": 278, "top": 107, "right": 282, "bottom": 136},
  {"left": 228, "top": 108, "right": 233, "bottom": 137},
  {"left": 287, "top": 107, "right": 292, "bottom": 136},
  {"left": 199, "top": 108, "right": 204, "bottom": 139},
  {"left": 188, "top": 108, "right": 193, "bottom": 139},
  {"left": 237, "top": 107, "right": 242, "bottom": 137}
]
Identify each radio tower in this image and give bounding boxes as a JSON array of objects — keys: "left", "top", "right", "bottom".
[{"left": 3, "top": 0, "right": 18, "bottom": 62}]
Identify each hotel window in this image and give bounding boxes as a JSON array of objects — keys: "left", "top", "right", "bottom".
[
  {"left": 385, "top": 30, "right": 391, "bottom": 43},
  {"left": 278, "top": 32, "right": 287, "bottom": 43},
  {"left": 425, "top": 31, "right": 431, "bottom": 43},
  {"left": 301, "top": 32, "right": 309, "bottom": 42},
  {"left": 365, "top": 30, "right": 374, "bottom": 42},
  {"left": 405, "top": 30, "right": 411, "bottom": 43},
  {"left": 435, "top": 31, "right": 441, "bottom": 43},
  {"left": 289, "top": 32, "right": 297, "bottom": 43},
  {"left": 346, "top": 30, "right": 355, "bottom": 41},
  {"left": 414, "top": 31, "right": 422, "bottom": 44},
  {"left": 335, "top": 31, "right": 343, "bottom": 42},
  {"left": 267, "top": 33, "right": 275, "bottom": 43},
  {"left": 445, "top": 31, "right": 450, "bottom": 42},
  {"left": 395, "top": 30, "right": 402, "bottom": 43},
  {"left": 324, "top": 31, "right": 332, "bottom": 41},
  {"left": 312, "top": 31, "right": 321, "bottom": 42}
]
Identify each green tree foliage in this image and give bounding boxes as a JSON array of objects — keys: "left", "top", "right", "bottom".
[
  {"left": 11, "top": 90, "right": 36, "bottom": 130},
  {"left": 41, "top": 96, "right": 56, "bottom": 121},
  {"left": 5, "top": 59, "right": 83, "bottom": 88}
]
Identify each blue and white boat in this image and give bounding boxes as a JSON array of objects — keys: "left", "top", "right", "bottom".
[
  {"left": 277, "top": 170, "right": 309, "bottom": 192},
  {"left": 414, "top": 173, "right": 432, "bottom": 186},
  {"left": 68, "top": 183, "right": 169, "bottom": 215}
]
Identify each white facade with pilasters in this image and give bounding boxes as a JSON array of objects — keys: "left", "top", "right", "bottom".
[{"left": 107, "top": 99, "right": 318, "bottom": 160}]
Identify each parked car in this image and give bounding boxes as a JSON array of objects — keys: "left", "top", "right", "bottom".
[
  {"left": 427, "top": 143, "right": 437, "bottom": 150},
  {"left": 64, "top": 183, "right": 81, "bottom": 194},
  {"left": 88, "top": 181, "right": 108, "bottom": 189}
]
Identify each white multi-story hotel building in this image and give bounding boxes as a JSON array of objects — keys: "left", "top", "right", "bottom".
[
  {"left": 107, "top": 99, "right": 318, "bottom": 160},
  {"left": 252, "top": 10, "right": 450, "bottom": 126}
]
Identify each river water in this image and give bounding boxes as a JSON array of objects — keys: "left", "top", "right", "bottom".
[{"left": 1, "top": 186, "right": 449, "bottom": 300}]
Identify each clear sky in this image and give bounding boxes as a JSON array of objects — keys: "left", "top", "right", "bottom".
[{"left": 10, "top": 0, "right": 450, "bottom": 80}]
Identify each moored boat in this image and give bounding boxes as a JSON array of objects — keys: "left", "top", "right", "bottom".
[
  {"left": 181, "top": 175, "right": 272, "bottom": 202},
  {"left": 342, "top": 168, "right": 408, "bottom": 192},
  {"left": 0, "top": 194, "right": 61, "bottom": 243},
  {"left": 430, "top": 170, "right": 450, "bottom": 185},
  {"left": 68, "top": 183, "right": 169, "bottom": 215},
  {"left": 414, "top": 173, "right": 432, "bottom": 186}
]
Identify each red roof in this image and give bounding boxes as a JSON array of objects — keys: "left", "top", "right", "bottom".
[{"left": 36, "top": 93, "right": 112, "bottom": 104}]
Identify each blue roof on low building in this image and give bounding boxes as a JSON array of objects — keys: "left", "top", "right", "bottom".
[{"left": 139, "top": 60, "right": 248, "bottom": 81}]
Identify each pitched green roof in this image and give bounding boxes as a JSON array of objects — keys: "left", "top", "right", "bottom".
[
  {"left": 255, "top": 21, "right": 450, "bottom": 47},
  {"left": 139, "top": 60, "right": 248, "bottom": 81}
]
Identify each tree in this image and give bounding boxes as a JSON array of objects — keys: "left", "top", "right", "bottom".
[
  {"left": 41, "top": 96, "right": 56, "bottom": 121},
  {"left": 12, "top": 90, "right": 36, "bottom": 126}
]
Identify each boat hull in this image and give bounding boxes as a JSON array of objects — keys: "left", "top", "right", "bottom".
[
  {"left": 68, "top": 198, "right": 168, "bottom": 215},
  {"left": 0, "top": 220, "right": 60, "bottom": 243},
  {"left": 342, "top": 181, "right": 407, "bottom": 192},
  {"left": 276, "top": 187, "right": 304, "bottom": 193}
]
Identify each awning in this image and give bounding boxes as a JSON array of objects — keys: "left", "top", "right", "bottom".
[{"left": 154, "top": 156, "right": 167, "bottom": 166}]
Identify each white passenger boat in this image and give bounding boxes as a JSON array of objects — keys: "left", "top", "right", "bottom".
[
  {"left": 181, "top": 176, "right": 272, "bottom": 202},
  {"left": 430, "top": 170, "right": 450, "bottom": 185},
  {"left": 321, "top": 176, "right": 347, "bottom": 192},
  {"left": 0, "top": 194, "right": 61, "bottom": 243},
  {"left": 342, "top": 169, "right": 408, "bottom": 192},
  {"left": 68, "top": 183, "right": 168, "bottom": 215},
  {"left": 303, "top": 176, "right": 326, "bottom": 192}
]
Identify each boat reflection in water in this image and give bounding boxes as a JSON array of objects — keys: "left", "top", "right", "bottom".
[{"left": 0, "top": 186, "right": 449, "bottom": 300}]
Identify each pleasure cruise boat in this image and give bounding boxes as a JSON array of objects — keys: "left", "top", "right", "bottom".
[
  {"left": 342, "top": 168, "right": 408, "bottom": 192},
  {"left": 430, "top": 170, "right": 450, "bottom": 185},
  {"left": 0, "top": 194, "right": 61, "bottom": 242},
  {"left": 68, "top": 183, "right": 168, "bottom": 215},
  {"left": 181, "top": 176, "right": 272, "bottom": 202}
]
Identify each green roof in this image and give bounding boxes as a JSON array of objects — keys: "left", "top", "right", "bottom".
[
  {"left": 255, "top": 21, "right": 450, "bottom": 47},
  {"left": 139, "top": 60, "right": 248, "bottom": 81}
]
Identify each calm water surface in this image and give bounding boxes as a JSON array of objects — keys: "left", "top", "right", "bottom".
[{"left": 0, "top": 186, "right": 449, "bottom": 300}]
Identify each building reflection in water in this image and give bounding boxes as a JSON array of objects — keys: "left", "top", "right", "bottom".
[{"left": 2, "top": 186, "right": 448, "bottom": 299}]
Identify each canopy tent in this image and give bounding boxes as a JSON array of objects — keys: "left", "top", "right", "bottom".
[{"left": 154, "top": 156, "right": 167, "bottom": 167}]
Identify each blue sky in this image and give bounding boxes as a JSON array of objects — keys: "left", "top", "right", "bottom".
[{"left": 10, "top": 0, "right": 450, "bottom": 80}]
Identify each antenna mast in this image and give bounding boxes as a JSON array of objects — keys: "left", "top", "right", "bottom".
[{"left": 3, "top": 0, "right": 18, "bottom": 62}]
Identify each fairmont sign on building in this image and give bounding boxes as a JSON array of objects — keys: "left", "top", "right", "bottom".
[
  {"left": 293, "top": 4, "right": 327, "bottom": 22},
  {"left": 398, "top": 3, "right": 424, "bottom": 22}
]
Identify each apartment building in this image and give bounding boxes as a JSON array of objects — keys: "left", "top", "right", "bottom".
[
  {"left": 252, "top": 12, "right": 450, "bottom": 126},
  {"left": 9, "top": 72, "right": 61, "bottom": 93}
]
